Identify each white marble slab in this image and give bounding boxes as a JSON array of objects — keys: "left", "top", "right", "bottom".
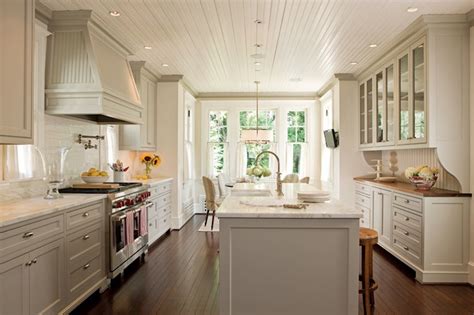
[
  {"left": 0, "top": 194, "right": 107, "bottom": 228},
  {"left": 217, "top": 183, "right": 361, "bottom": 219},
  {"left": 133, "top": 177, "right": 173, "bottom": 187}
]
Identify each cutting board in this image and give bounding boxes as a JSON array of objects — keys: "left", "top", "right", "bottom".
[{"left": 72, "top": 183, "right": 120, "bottom": 189}]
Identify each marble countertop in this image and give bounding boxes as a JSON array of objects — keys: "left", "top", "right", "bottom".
[
  {"left": 217, "top": 183, "right": 361, "bottom": 219},
  {"left": 133, "top": 177, "right": 173, "bottom": 187},
  {"left": 0, "top": 194, "right": 106, "bottom": 228}
]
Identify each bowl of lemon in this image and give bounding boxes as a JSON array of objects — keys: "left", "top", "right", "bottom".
[{"left": 81, "top": 168, "right": 109, "bottom": 183}]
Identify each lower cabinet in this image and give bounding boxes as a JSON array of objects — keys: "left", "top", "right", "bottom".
[
  {"left": 0, "top": 238, "right": 64, "bottom": 315},
  {"left": 372, "top": 188, "right": 392, "bottom": 247},
  {"left": 148, "top": 181, "right": 173, "bottom": 245}
]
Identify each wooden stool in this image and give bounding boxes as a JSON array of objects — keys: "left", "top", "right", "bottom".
[{"left": 359, "top": 228, "right": 379, "bottom": 315}]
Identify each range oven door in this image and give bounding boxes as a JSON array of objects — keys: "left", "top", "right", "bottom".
[
  {"left": 129, "top": 204, "right": 149, "bottom": 256},
  {"left": 110, "top": 210, "right": 130, "bottom": 272}
]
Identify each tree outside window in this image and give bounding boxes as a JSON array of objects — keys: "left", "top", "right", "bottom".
[
  {"left": 239, "top": 110, "right": 275, "bottom": 169},
  {"left": 287, "top": 110, "right": 306, "bottom": 174},
  {"left": 208, "top": 111, "right": 228, "bottom": 177}
]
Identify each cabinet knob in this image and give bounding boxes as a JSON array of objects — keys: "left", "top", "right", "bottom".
[
  {"left": 83, "top": 212, "right": 89, "bottom": 217},
  {"left": 405, "top": 217, "right": 410, "bottom": 221},
  {"left": 83, "top": 263, "right": 90, "bottom": 270},
  {"left": 403, "top": 231, "right": 409, "bottom": 236},
  {"left": 404, "top": 200, "right": 409, "bottom": 204},
  {"left": 23, "top": 232, "right": 34, "bottom": 239},
  {"left": 25, "top": 261, "right": 32, "bottom": 266},
  {"left": 403, "top": 246, "right": 409, "bottom": 251},
  {"left": 82, "top": 234, "right": 90, "bottom": 240},
  {"left": 32, "top": 259, "right": 37, "bottom": 264}
]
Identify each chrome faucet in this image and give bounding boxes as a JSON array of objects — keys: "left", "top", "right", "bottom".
[{"left": 255, "top": 150, "right": 283, "bottom": 196}]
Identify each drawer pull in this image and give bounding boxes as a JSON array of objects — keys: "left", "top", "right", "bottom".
[
  {"left": 25, "top": 261, "right": 32, "bottom": 266},
  {"left": 82, "top": 234, "right": 90, "bottom": 240},
  {"left": 403, "top": 231, "right": 409, "bottom": 236},
  {"left": 32, "top": 259, "right": 37, "bottom": 264},
  {"left": 404, "top": 200, "right": 409, "bottom": 204},
  {"left": 404, "top": 217, "right": 409, "bottom": 221},
  {"left": 23, "top": 232, "right": 34, "bottom": 238},
  {"left": 403, "top": 246, "right": 409, "bottom": 251},
  {"left": 83, "top": 263, "right": 90, "bottom": 270},
  {"left": 83, "top": 212, "right": 89, "bottom": 217}
]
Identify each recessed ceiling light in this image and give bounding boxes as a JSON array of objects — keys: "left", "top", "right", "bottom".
[
  {"left": 109, "top": 11, "right": 120, "bottom": 17},
  {"left": 289, "top": 77, "right": 302, "bottom": 82},
  {"left": 161, "top": 63, "right": 169, "bottom": 67},
  {"left": 254, "top": 61, "right": 262, "bottom": 66},
  {"left": 144, "top": 46, "right": 152, "bottom": 50},
  {"left": 407, "top": 7, "right": 418, "bottom": 13},
  {"left": 369, "top": 44, "right": 378, "bottom": 48},
  {"left": 250, "top": 53, "right": 265, "bottom": 59},
  {"left": 349, "top": 62, "right": 358, "bottom": 65}
]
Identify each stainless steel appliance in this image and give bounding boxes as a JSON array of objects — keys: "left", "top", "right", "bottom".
[{"left": 60, "top": 183, "right": 152, "bottom": 278}]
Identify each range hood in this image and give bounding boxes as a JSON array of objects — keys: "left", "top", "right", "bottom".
[{"left": 45, "top": 10, "right": 142, "bottom": 124}]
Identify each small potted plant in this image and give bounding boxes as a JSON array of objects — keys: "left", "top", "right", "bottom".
[
  {"left": 405, "top": 165, "right": 439, "bottom": 191},
  {"left": 139, "top": 152, "right": 161, "bottom": 179}
]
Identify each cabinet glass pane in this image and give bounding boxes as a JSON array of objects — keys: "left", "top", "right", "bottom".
[
  {"left": 386, "top": 65, "right": 394, "bottom": 142},
  {"left": 376, "top": 72, "right": 383, "bottom": 143},
  {"left": 366, "top": 79, "right": 373, "bottom": 144},
  {"left": 359, "top": 84, "right": 365, "bottom": 145},
  {"left": 413, "top": 43, "right": 425, "bottom": 139},
  {"left": 399, "top": 54, "right": 409, "bottom": 140}
]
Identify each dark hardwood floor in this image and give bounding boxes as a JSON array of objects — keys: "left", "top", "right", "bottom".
[{"left": 72, "top": 215, "right": 474, "bottom": 315}]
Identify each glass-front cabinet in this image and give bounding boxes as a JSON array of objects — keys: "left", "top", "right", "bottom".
[
  {"left": 359, "top": 37, "right": 426, "bottom": 150},
  {"left": 397, "top": 38, "right": 426, "bottom": 144}
]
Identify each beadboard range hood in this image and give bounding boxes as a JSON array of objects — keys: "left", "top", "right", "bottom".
[{"left": 45, "top": 10, "right": 142, "bottom": 124}]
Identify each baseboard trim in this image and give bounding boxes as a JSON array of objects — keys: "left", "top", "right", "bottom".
[{"left": 468, "top": 262, "right": 474, "bottom": 285}]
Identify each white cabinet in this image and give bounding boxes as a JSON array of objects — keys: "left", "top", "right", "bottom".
[
  {"left": 147, "top": 180, "right": 173, "bottom": 245},
  {"left": 0, "top": 239, "right": 64, "bottom": 315},
  {"left": 354, "top": 180, "right": 471, "bottom": 283},
  {"left": 120, "top": 61, "right": 157, "bottom": 151},
  {"left": 372, "top": 188, "right": 392, "bottom": 247},
  {"left": 0, "top": 0, "right": 34, "bottom": 144}
]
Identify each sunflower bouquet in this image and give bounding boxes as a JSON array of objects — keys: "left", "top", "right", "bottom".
[{"left": 139, "top": 152, "right": 161, "bottom": 179}]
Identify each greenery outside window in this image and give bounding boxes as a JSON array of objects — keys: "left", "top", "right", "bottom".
[
  {"left": 287, "top": 110, "right": 306, "bottom": 175},
  {"left": 208, "top": 111, "right": 228, "bottom": 177}
]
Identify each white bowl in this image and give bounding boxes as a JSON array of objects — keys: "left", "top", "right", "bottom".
[{"left": 81, "top": 176, "right": 109, "bottom": 184}]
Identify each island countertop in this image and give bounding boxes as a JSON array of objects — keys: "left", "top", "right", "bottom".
[{"left": 216, "top": 183, "right": 361, "bottom": 219}]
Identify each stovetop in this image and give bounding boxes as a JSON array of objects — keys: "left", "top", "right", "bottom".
[{"left": 59, "top": 182, "right": 143, "bottom": 194}]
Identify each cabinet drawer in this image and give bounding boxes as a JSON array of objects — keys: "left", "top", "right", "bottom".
[
  {"left": 148, "top": 217, "right": 160, "bottom": 239},
  {"left": 393, "top": 236, "right": 421, "bottom": 267},
  {"left": 393, "top": 193, "right": 422, "bottom": 213},
  {"left": 355, "top": 193, "right": 372, "bottom": 208},
  {"left": 0, "top": 215, "right": 63, "bottom": 258},
  {"left": 355, "top": 182, "right": 372, "bottom": 196},
  {"left": 393, "top": 222, "right": 421, "bottom": 248},
  {"left": 155, "top": 193, "right": 172, "bottom": 209},
  {"left": 158, "top": 203, "right": 171, "bottom": 219},
  {"left": 158, "top": 214, "right": 172, "bottom": 234},
  {"left": 66, "top": 223, "right": 101, "bottom": 260},
  {"left": 393, "top": 207, "right": 422, "bottom": 232},
  {"left": 150, "top": 181, "right": 172, "bottom": 197},
  {"left": 68, "top": 253, "right": 102, "bottom": 295},
  {"left": 66, "top": 202, "right": 102, "bottom": 230}
]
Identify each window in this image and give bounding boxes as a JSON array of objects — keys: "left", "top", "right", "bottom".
[
  {"left": 286, "top": 110, "right": 306, "bottom": 175},
  {"left": 239, "top": 110, "right": 275, "bottom": 169},
  {"left": 208, "top": 111, "right": 228, "bottom": 177}
]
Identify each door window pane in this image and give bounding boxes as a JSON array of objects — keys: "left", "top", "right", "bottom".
[
  {"left": 359, "top": 84, "right": 365, "bottom": 144},
  {"left": 366, "top": 79, "right": 373, "bottom": 144},
  {"left": 376, "top": 72, "right": 384, "bottom": 143},
  {"left": 399, "top": 54, "right": 409, "bottom": 140},
  {"left": 386, "top": 65, "right": 394, "bottom": 142},
  {"left": 413, "top": 43, "right": 425, "bottom": 139}
]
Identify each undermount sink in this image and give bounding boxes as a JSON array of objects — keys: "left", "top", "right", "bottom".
[{"left": 231, "top": 189, "right": 272, "bottom": 197}]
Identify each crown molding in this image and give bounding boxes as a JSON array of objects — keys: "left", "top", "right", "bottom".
[
  {"left": 157, "top": 75, "right": 184, "bottom": 82},
  {"left": 317, "top": 73, "right": 356, "bottom": 97},
  {"left": 467, "top": 9, "right": 474, "bottom": 26},
  {"left": 197, "top": 91, "right": 317, "bottom": 101},
  {"left": 35, "top": 1, "right": 52, "bottom": 25}
]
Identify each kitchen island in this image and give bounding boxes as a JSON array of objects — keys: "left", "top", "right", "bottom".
[{"left": 217, "top": 183, "right": 361, "bottom": 315}]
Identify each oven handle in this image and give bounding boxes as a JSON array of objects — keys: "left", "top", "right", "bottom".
[
  {"left": 112, "top": 214, "right": 127, "bottom": 221},
  {"left": 144, "top": 201, "right": 154, "bottom": 208}
]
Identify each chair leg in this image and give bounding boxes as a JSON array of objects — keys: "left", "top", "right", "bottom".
[
  {"left": 211, "top": 210, "right": 216, "bottom": 230},
  {"left": 362, "top": 244, "right": 372, "bottom": 315},
  {"left": 204, "top": 208, "right": 210, "bottom": 226}
]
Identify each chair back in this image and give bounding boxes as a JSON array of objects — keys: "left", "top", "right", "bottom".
[
  {"left": 300, "top": 176, "right": 310, "bottom": 184},
  {"left": 217, "top": 173, "right": 228, "bottom": 197},
  {"left": 282, "top": 174, "right": 299, "bottom": 183},
  {"left": 202, "top": 176, "right": 217, "bottom": 211}
]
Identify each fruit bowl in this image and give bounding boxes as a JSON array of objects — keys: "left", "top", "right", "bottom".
[
  {"left": 408, "top": 175, "right": 437, "bottom": 191},
  {"left": 81, "top": 176, "right": 109, "bottom": 184}
]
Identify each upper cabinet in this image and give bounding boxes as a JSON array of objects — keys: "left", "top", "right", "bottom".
[
  {"left": 0, "top": 0, "right": 34, "bottom": 144},
  {"left": 119, "top": 62, "right": 158, "bottom": 151}
]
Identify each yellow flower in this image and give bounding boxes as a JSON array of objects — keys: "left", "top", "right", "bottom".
[
  {"left": 140, "top": 152, "right": 154, "bottom": 164},
  {"left": 152, "top": 156, "right": 161, "bottom": 167}
]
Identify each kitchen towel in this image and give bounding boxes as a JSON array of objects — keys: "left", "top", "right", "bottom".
[
  {"left": 139, "top": 205, "right": 148, "bottom": 236},
  {"left": 126, "top": 211, "right": 134, "bottom": 245}
]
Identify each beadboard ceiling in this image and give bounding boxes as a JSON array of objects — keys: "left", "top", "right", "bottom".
[{"left": 40, "top": 0, "right": 472, "bottom": 94}]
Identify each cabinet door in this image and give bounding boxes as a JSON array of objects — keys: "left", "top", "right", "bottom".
[
  {"left": 385, "top": 64, "right": 395, "bottom": 144},
  {"left": 366, "top": 78, "right": 374, "bottom": 145},
  {"left": 0, "top": 0, "right": 34, "bottom": 144},
  {"left": 412, "top": 40, "right": 426, "bottom": 142},
  {"left": 28, "top": 239, "right": 64, "bottom": 315},
  {"left": 375, "top": 71, "right": 384, "bottom": 144},
  {"left": 359, "top": 83, "right": 366, "bottom": 145},
  {"left": 398, "top": 52, "right": 410, "bottom": 142},
  {"left": 373, "top": 189, "right": 392, "bottom": 246},
  {"left": 0, "top": 254, "right": 29, "bottom": 315},
  {"left": 145, "top": 78, "right": 156, "bottom": 148}
]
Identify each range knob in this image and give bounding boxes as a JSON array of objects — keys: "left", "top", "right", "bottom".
[
  {"left": 124, "top": 198, "right": 133, "bottom": 206},
  {"left": 135, "top": 196, "right": 143, "bottom": 203},
  {"left": 114, "top": 200, "right": 124, "bottom": 208}
]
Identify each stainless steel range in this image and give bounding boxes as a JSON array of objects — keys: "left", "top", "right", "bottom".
[{"left": 60, "top": 183, "right": 152, "bottom": 278}]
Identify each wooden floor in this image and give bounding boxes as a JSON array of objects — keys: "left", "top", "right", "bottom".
[{"left": 72, "top": 215, "right": 474, "bottom": 315}]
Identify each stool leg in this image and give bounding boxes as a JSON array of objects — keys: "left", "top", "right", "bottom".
[
  {"left": 368, "top": 244, "right": 375, "bottom": 307},
  {"left": 362, "top": 245, "right": 372, "bottom": 315}
]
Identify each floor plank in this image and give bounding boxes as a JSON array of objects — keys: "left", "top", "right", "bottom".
[{"left": 72, "top": 215, "right": 474, "bottom": 315}]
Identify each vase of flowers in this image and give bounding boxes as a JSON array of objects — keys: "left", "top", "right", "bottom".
[
  {"left": 405, "top": 165, "right": 439, "bottom": 191},
  {"left": 140, "top": 152, "right": 161, "bottom": 179}
]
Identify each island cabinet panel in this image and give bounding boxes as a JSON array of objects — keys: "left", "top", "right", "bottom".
[
  {"left": 0, "top": 0, "right": 34, "bottom": 144},
  {"left": 354, "top": 180, "right": 471, "bottom": 283},
  {"left": 0, "top": 253, "right": 29, "bottom": 315}
]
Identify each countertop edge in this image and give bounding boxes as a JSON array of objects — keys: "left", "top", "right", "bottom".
[
  {"left": 216, "top": 213, "right": 363, "bottom": 219},
  {"left": 354, "top": 177, "right": 472, "bottom": 198}
]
